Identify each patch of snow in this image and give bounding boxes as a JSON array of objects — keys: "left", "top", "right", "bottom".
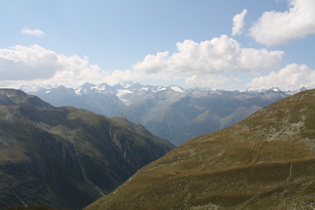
[
  {"left": 75, "top": 87, "right": 82, "bottom": 95},
  {"left": 95, "top": 85, "right": 106, "bottom": 91},
  {"left": 170, "top": 86, "right": 185, "bottom": 93},
  {"left": 154, "top": 87, "right": 166, "bottom": 92},
  {"left": 116, "top": 89, "right": 133, "bottom": 98},
  {"left": 272, "top": 88, "right": 280, "bottom": 92},
  {"left": 119, "top": 98, "right": 130, "bottom": 105}
]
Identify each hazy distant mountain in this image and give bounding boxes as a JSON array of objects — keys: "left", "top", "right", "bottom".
[
  {"left": 0, "top": 89, "right": 174, "bottom": 209},
  {"left": 21, "top": 83, "right": 299, "bottom": 145},
  {"left": 87, "top": 89, "right": 315, "bottom": 210}
]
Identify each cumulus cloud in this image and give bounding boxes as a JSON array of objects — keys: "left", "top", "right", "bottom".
[
  {"left": 0, "top": 45, "right": 106, "bottom": 88},
  {"left": 101, "top": 35, "right": 284, "bottom": 88},
  {"left": 232, "top": 9, "right": 248, "bottom": 36},
  {"left": 21, "top": 28, "right": 45, "bottom": 37},
  {"left": 249, "top": 0, "right": 315, "bottom": 46},
  {"left": 0, "top": 36, "right": 287, "bottom": 90},
  {"left": 0, "top": 45, "right": 62, "bottom": 80},
  {"left": 133, "top": 35, "right": 284, "bottom": 75},
  {"left": 247, "top": 63, "right": 315, "bottom": 90},
  {"left": 105, "top": 67, "right": 182, "bottom": 86}
]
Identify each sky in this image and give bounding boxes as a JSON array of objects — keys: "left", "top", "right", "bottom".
[{"left": 1, "top": 0, "right": 315, "bottom": 91}]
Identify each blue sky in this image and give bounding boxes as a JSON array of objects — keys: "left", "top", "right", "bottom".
[{"left": 1, "top": 0, "right": 315, "bottom": 90}]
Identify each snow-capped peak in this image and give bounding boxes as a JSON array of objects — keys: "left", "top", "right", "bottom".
[{"left": 170, "top": 85, "right": 185, "bottom": 94}]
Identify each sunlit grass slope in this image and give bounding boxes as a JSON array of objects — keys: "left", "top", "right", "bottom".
[{"left": 86, "top": 89, "right": 315, "bottom": 209}]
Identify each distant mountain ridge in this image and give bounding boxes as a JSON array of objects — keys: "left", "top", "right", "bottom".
[
  {"left": 20, "top": 82, "right": 306, "bottom": 96},
  {"left": 21, "top": 83, "right": 305, "bottom": 145},
  {"left": 0, "top": 89, "right": 175, "bottom": 209},
  {"left": 86, "top": 88, "right": 315, "bottom": 209}
]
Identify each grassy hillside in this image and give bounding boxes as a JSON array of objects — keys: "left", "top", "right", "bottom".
[
  {"left": 0, "top": 89, "right": 175, "bottom": 209},
  {"left": 86, "top": 89, "right": 315, "bottom": 209}
]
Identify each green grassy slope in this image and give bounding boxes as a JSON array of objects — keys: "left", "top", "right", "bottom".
[{"left": 86, "top": 89, "right": 315, "bottom": 209}]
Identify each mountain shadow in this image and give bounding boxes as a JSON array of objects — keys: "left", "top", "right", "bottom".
[{"left": 0, "top": 89, "right": 175, "bottom": 209}]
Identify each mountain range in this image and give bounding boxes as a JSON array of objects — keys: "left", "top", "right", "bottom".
[
  {"left": 21, "top": 83, "right": 300, "bottom": 145},
  {"left": 86, "top": 88, "right": 315, "bottom": 209},
  {"left": 0, "top": 89, "right": 175, "bottom": 209}
]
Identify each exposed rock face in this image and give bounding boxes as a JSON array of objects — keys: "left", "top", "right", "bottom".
[
  {"left": 0, "top": 89, "right": 175, "bottom": 209},
  {"left": 86, "top": 89, "right": 315, "bottom": 209}
]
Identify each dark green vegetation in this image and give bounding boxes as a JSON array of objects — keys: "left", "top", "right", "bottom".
[
  {"left": 86, "top": 89, "right": 315, "bottom": 209},
  {"left": 0, "top": 89, "right": 175, "bottom": 209}
]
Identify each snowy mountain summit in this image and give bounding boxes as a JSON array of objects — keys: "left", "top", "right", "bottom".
[{"left": 20, "top": 82, "right": 304, "bottom": 145}]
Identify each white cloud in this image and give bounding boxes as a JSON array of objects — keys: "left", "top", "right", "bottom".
[
  {"left": 105, "top": 69, "right": 141, "bottom": 85},
  {"left": 249, "top": 0, "right": 315, "bottom": 46},
  {"left": 0, "top": 45, "right": 106, "bottom": 88},
  {"left": 232, "top": 9, "right": 248, "bottom": 36},
  {"left": 247, "top": 63, "right": 315, "bottom": 90},
  {"left": 105, "top": 67, "right": 182, "bottom": 86},
  {"left": 0, "top": 45, "right": 62, "bottom": 80},
  {"left": 185, "top": 74, "right": 246, "bottom": 90},
  {"left": 133, "top": 35, "right": 284, "bottom": 75},
  {"left": 102, "top": 35, "right": 283, "bottom": 89},
  {"left": 91, "top": 35, "right": 284, "bottom": 89},
  {"left": 185, "top": 74, "right": 229, "bottom": 89},
  {"left": 21, "top": 28, "right": 45, "bottom": 37},
  {"left": 0, "top": 36, "right": 286, "bottom": 90}
]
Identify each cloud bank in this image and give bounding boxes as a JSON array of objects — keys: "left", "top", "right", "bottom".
[
  {"left": 249, "top": 0, "right": 315, "bottom": 46},
  {"left": 0, "top": 45, "right": 106, "bottom": 88},
  {"left": 4, "top": 34, "right": 315, "bottom": 91},
  {"left": 21, "top": 28, "right": 45, "bottom": 37},
  {"left": 0, "top": 35, "right": 286, "bottom": 90},
  {"left": 133, "top": 35, "right": 283, "bottom": 75},
  {"left": 232, "top": 9, "right": 247, "bottom": 36},
  {"left": 248, "top": 63, "right": 315, "bottom": 90}
]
